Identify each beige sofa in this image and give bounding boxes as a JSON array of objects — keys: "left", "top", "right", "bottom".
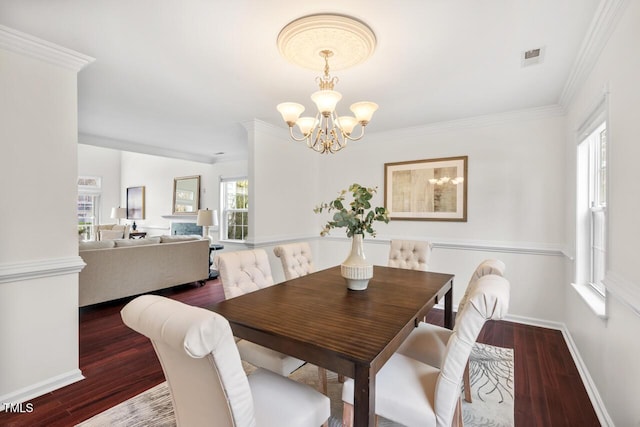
[{"left": 78, "top": 235, "right": 209, "bottom": 307}]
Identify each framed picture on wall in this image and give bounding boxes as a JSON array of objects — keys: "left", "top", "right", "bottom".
[
  {"left": 126, "top": 186, "right": 145, "bottom": 220},
  {"left": 384, "top": 156, "right": 468, "bottom": 221}
]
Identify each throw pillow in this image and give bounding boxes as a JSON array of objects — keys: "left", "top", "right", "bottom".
[{"left": 100, "top": 230, "right": 124, "bottom": 240}]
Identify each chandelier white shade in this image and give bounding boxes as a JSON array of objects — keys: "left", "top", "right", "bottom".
[{"left": 276, "top": 14, "right": 378, "bottom": 154}]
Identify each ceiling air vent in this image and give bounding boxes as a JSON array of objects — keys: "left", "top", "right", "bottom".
[{"left": 521, "top": 47, "right": 545, "bottom": 67}]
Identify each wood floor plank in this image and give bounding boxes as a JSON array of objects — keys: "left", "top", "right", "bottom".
[{"left": 0, "top": 279, "right": 600, "bottom": 426}]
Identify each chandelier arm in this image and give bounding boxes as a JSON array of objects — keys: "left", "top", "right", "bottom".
[
  {"left": 307, "top": 112, "right": 324, "bottom": 151},
  {"left": 342, "top": 125, "right": 367, "bottom": 142},
  {"left": 277, "top": 42, "right": 376, "bottom": 154},
  {"left": 288, "top": 126, "right": 311, "bottom": 142}
]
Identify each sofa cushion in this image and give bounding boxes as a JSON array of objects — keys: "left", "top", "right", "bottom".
[
  {"left": 79, "top": 240, "right": 116, "bottom": 251},
  {"left": 114, "top": 237, "right": 161, "bottom": 247},
  {"left": 160, "top": 235, "right": 201, "bottom": 243},
  {"left": 100, "top": 230, "right": 124, "bottom": 240}
]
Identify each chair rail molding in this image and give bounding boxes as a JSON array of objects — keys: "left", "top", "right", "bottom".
[
  {"left": 0, "top": 256, "right": 86, "bottom": 284},
  {"left": 245, "top": 234, "right": 565, "bottom": 257}
]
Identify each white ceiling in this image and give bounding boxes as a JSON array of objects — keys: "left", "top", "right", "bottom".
[{"left": 0, "top": 0, "right": 603, "bottom": 161}]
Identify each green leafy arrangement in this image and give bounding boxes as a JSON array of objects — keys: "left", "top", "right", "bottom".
[{"left": 314, "top": 183, "right": 389, "bottom": 237}]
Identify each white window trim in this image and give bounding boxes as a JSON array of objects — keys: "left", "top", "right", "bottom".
[
  {"left": 219, "top": 176, "right": 248, "bottom": 243},
  {"left": 571, "top": 282, "right": 607, "bottom": 319},
  {"left": 574, "top": 94, "right": 608, "bottom": 319}
]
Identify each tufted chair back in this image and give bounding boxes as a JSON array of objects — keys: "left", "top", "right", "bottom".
[
  {"left": 388, "top": 239, "right": 432, "bottom": 271},
  {"left": 215, "top": 249, "right": 274, "bottom": 299},
  {"left": 273, "top": 242, "right": 316, "bottom": 280},
  {"left": 121, "top": 295, "right": 256, "bottom": 427},
  {"left": 435, "top": 274, "right": 510, "bottom": 426},
  {"left": 457, "top": 259, "right": 506, "bottom": 315}
]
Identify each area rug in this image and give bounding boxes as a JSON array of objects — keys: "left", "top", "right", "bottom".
[{"left": 77, "top": 343, "right": 513, "bottom": 427}]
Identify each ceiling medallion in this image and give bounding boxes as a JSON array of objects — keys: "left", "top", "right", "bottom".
[{"left": 277, "top": 13, "right": 376, "bottom": 71}]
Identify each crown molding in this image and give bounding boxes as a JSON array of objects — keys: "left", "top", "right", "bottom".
[
  {"left": 558, "top": 0, "right": 630, "bottom": 107},
  {"left": 78, "top": 132, "right": 229, "bottom": 164},
  {"left": 0, "top": 24, "right": 94, "bottom": 71},
  {"left": 242, "top": 119, "right": 288, "bottom": 139}
]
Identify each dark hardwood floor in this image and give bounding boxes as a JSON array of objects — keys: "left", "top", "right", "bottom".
[{"left": 1, "top": 279, "right": 600, "bottom": 426}]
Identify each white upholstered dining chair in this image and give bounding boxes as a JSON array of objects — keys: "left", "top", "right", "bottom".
[
  {"left": 342, "top": 274, "right": 511, "bottom": 427},
  {"left": 214, "top": 249, "right": 306, "bottom": 376},
  {"left": 388, "top": 239, "right": 432, "bottom": 271},
  {"left": 121, "top": 295, "right": 330, "bottom": 427},
  {"left": 396, "top": 259, "right": 506, "bottom": 402},
  {"left": 273, "top": 242, "right": 316, "bottom": 281},
  {"left": 273, "top": 242, "right": 331, "bottom": 393}
]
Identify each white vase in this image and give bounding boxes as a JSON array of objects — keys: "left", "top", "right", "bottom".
[{"left": 340, "top": 233, "right": 373, "bottom": 291}]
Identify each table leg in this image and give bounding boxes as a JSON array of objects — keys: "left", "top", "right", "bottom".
[
  {"left": 353, "top": 364, "right": 376, "bottom": 427},
  {"left": 444, "top": 279, "right": 454, "bottom": 330}
]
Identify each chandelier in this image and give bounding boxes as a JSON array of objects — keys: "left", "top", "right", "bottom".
[{"left": 276, "top": 14, "right": 378, "bottom": 154}]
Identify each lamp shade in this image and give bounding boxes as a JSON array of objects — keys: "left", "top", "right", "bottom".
[
  {"left": 311, "top": 90, "right": 342, "bottom": 114},
  {"left": 196, "top": 209, "right": 214, "bottom": 227},
  {"left": 350, "top": 101, "right": 378, "bottom": 124},
  {"left": 336, "top": 116, "right": 358, "bottom": 135},
  {"left": 296, "top": 117, "right": 318, "bottom": 135},
  {"left": 110, "top": 207, "right": 126, "bottom": 219},
  {"left": 277, "top": 102, "right": 305, "bottom": 125}
]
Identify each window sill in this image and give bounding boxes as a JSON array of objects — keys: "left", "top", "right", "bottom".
[{"left": 571, "top": 282, "right": 607, "bottom": 320}]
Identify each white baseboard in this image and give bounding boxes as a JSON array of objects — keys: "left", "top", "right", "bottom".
[
  {"left": 432, "top": 309, "right": 613, "bottom": 425},
  {"left": 0, "top": 369, "right": 84, "bottom": 410},
  {"left": 559, "top": 327, "right": 614, "bottom": 426},
  {"left": 503, "top": 314, "right": 613, "bottom": 426}
]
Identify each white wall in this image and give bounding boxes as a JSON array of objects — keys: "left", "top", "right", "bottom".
[
  {"left": 246, "top": 113, "right": 568, "bottom": 321},
  {"left": 118, "top": 152, "right": 247, "bottom": 236},
  {"left": 0, "top": 28, "right": 90, "bottom": 403},
  {"left": 247, "top": 120, "right": 319, "bottom": 244},
  {"left": 563, "top": 2, "right": 640, "bottom": 425}
]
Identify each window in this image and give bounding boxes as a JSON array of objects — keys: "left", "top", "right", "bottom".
[
  {"left": 577, "top": 120, "right": 607, "bottom": 297},
  {"left": 220, "top": 178, "right": 248, "bottom": 241},
  {"left": 78, "top": 176, "right": 102, "bottom": 241}
]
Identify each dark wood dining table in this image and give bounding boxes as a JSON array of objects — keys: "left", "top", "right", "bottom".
[{"left": 208, "top": 265, "right": 454, "bottom": 427}]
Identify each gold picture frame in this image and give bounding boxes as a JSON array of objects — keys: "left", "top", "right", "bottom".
[
  {"left": 126, "top": 186, "right": 146, "bottom": 220},
  {"left": 384, "top": 156, "right": 468, "bottom": 221},
  {"left": 172, "top": 175, "right": 200, "bottom": 215}
]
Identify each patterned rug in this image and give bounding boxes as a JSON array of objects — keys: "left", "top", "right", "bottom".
[{"left": 77, "top": 343, "right": 513, "bottom": 427}]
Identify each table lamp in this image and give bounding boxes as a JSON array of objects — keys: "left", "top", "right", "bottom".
[
  {"left": 197, "top": 208, "right": 215, "bottom": 243},
  {"left": 110, "top": 207, "right": 126, "bottom": 225}
]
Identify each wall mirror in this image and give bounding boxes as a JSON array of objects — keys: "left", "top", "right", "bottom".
[{"left": 172, "top": 175, "right": 200, "bottom": 214}]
